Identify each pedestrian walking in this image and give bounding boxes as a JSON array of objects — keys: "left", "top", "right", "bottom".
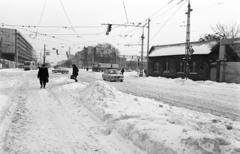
[
  {"left": 121, "top": 68, "right": 125, "bottom": 75},
  {"left": 37, "top": 64, "right": 49, "bottom": 88},
  {"left": 71, "top": 64, "right": 79, "bottom": 82}
]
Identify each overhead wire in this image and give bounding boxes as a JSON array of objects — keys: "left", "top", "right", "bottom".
[
  {"left": 122, "top": 0, "right": 129, "bottom": 23},
  {"left": 151, "top": 0, "right": 186, "bottom": 41},
  {"left": 151, "top": 1, "right": 184, "bottom": 22},
  {"left": 1, "top": 23, "right": 86, "bottom": 48},
  {"left": 58, "top": 0, "right": 78, "bottom": 34},
  {"left": 121, "top": 0, "right": 181, "bottom": 40},
  {"left": 37, "top": 0, "right": 47, "bottom": 27},
  {"left": 149, "top": 0, "right": 177, "bottom": 19}
]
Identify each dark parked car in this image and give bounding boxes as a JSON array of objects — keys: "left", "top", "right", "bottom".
[{"left": 102, "top": 69, "right": 124, "bottom": 82}]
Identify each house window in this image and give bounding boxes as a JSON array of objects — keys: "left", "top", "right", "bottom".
[
  {"left": 163, "top": 61, "right": 169, "bottom": 73},
  {"left": 190, "top": 61, "right": 197, "bottom": 73},
  {"left": 153, "top": 62, "right": 159, "bottom": 73},
  {"left": 177, "top": 60, "right": 184, "bottom": 73}
]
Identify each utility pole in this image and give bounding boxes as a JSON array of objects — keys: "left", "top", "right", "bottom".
[
  {"left": 146, "top": 18, "right": 151, "bottom": 76},
  {"left": 139, "top": 27, "right": 145, "bottom": 77},
  {"left": 43, "top": 44, "right": 46, "bottom": 65},
  {"left": 185, "top": 0, "right": 192, "bottom": 79}
]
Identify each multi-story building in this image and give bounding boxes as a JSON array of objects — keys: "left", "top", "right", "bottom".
[{"left": 0, "top": 27, "right": 35, "bottom": 65}]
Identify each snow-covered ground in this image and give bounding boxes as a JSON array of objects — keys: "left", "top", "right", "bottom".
[
  {"left": 78, "top": 70, "right": 240, "bottom": 120},
  {"left": 0, "top": 69, "right": 240, "bottom": 154}
]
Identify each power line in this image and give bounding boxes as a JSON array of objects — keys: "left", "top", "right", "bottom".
[
  {"left": 151, "top": 1, "right": 183, "bottom": 21},
  {"left": 33, "top": 0, "right": 48, "bottom": 39},
  {"left": 122, "top": 0, "right": 129, "bottom": 23},
  {"left": 1, "top": 23, "right": 102, "bottom": 29},
  {"left": 151, "top": 0, "right": 186, "bottom": 41},
  {"left": 38, "top": 0, "right": 47, "bottom": 26},
  {"left": 58, "top": 0, "right": 79, "bottom": 35},
  {"left": 149, "top": 0, "right": 178, "bottom": 20}
]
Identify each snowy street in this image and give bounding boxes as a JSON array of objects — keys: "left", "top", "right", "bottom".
[
  {"left": 0, "top": 70, "right": 144, "bottom": 154},
  {"left": 0, "top": 69, "right": 240, "bottom": 154},
  {"left": 77, "top": 70, "right": 240, "bottom": 121}
]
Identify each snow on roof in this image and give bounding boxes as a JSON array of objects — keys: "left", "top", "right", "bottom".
[{"left": 149, "top": 41, "right": 217, "bottom": 57}]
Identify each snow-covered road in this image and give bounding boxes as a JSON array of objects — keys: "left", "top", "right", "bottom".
[
  {"left": 0, "top": 69, "right": 240, "bottom": 154},
  {"left": 0, "top": 70, "right": 145, "bottom": 154},
  {"left": 77, "top": 70, "right": 240, "bottom": 121}
]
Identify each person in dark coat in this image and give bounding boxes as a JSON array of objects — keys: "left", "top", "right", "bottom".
[
  {"left": 71, "top": 64, "right": 79, "bottom": 82},
  {"left": 121, "top": 68, "right": 125, "bottom": 75},
  {"left": 37, "top": 64, "right": 49, "bottom": 88}
]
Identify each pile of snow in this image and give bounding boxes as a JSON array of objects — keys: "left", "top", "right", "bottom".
[
  {"left": 77, "top": 81, "right": 240, "bottom": 154},
  {"left": 49, "top": 77, "right": 88, "bottom": 90}
]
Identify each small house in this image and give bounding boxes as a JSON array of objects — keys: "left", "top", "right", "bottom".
[{"left": 148, "top": 39, "right": 240, "bottom": 83}]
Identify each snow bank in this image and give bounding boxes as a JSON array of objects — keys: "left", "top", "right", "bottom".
[
  {"left": 50, "top": 77, "right": 88, "bottom": 90},
  {"left": 78, "top": 81, "right": 240, "bottom": 154}
]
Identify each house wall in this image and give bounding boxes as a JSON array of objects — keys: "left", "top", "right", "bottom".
[
  {"left": 149, "top": 55, "right": 210, "bottom": 80},
  {"left": 223, "top": 62, "right": 240, "bottom": 83}
]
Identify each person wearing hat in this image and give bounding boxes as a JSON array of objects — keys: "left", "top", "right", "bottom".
[{"left": 37, "top": 64, "right": 49, "bottom": 88}]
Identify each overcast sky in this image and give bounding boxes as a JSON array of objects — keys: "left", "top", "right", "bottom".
[{"left": 0, "top": 0, "right": 239, "bottom": 63}]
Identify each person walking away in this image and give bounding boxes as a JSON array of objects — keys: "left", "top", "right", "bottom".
[
  {"left": 37, "top": 64, "right": 49, "bottom": 88},
  {"left": 121, "top": 68, "right": 125, "bottom": 75},
  {"left": 71, "top": 64, "right": 79, "bottom": 82}
]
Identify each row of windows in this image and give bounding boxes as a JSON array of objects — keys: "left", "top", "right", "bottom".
[{"left": 153, "top": 61, "right": 197, "bottom": 73}]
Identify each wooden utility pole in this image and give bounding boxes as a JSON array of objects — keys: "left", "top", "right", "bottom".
[
  {"left": 139, "top": 28, "right": 144, "bottom": 77},
  {"left": 146, "top": 18, "right": 151, "bottom": 76},
  {"left": 185, "top": 0, "right": 192, "bottom": 79}
]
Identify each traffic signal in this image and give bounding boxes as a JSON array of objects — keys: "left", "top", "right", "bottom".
[
  {"left": 56, "top": 49, "right": 59, "bottom": 55},
  {"left": 106, "top": 24, "right": 112, "bottom": 35}
]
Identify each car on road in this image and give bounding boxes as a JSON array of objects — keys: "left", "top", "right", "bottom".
[
  {"left": 52, "top": 67, "right": 69, "bottom": 74},
  {"left": 102, "top": 69, "right": 123, "bottom": 82}
]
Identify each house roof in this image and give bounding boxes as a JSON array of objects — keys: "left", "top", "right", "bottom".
[{"left": 149, "top": 41, "right": 217, "bottom": 57}]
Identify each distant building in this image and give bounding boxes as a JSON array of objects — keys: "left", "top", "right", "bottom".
[
  {"left": 148, "top": 39, "right": 240, "bottom": 83},
  {"left": 121, "top": 55, "right": 147, "bottom": 71},
  {"left": 0, "top": 27, "right": 35, "bottom": 65}
]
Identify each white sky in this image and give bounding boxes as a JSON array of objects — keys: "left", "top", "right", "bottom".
[{"left": 0, "top": 0, "right": 239, "bottom": 63}]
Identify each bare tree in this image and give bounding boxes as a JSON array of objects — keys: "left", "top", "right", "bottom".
[
  {"left": 212, "top": 23, "right": 240, "bottom": 39},
  {"left": 199, "top": 24, "right": 240, "bottom": 42}
]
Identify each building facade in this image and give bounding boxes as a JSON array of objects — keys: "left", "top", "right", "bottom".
[
  {"left": 0, "top": 27, "right": 34, "bottom": 66},
  {"left": 148, "top": 39, "right": 240, "bottom": 83}
]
